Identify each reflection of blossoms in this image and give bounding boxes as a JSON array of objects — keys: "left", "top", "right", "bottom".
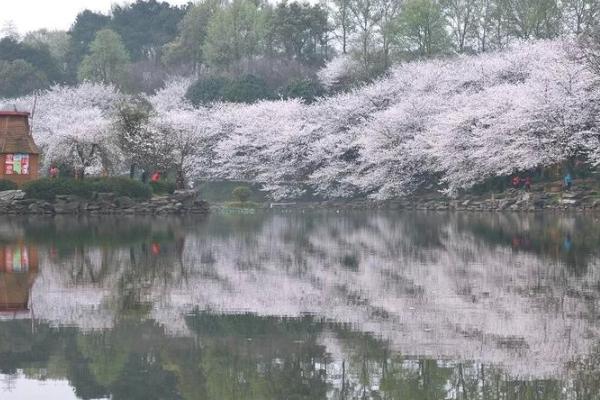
[{"left": 24, "top": 212, "right": 600, "bottom": 379}]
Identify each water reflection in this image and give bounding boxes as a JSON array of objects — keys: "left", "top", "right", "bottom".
[{"left": 0, "top": 212, "right": 598, "bottom": 399}]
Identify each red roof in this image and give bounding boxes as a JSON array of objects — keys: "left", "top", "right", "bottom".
[{"left": 0, "top": 111, "right": 30, "bottom": 117}]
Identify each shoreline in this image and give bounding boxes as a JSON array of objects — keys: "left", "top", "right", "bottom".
[{"left": 0, "top": 190, "right": 210, "bottom": 215}]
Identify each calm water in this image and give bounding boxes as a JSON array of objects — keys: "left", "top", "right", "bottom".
[{"left": 0, "top": 211, "right": 599, "bottom": 399}]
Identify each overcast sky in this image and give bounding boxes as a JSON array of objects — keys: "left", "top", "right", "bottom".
[{"left": 2, "top": 0, "right": 191, "bottom": 34}]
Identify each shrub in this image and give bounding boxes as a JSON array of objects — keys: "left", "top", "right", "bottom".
[
  {"left": 0, "top": 179, "right": 18, "bottom": 191},
  {"left": 232, "top": 186, "right": 252, "bottom": 203},
  {"left": 91, "top": 177, "right": 152, "bottom": 200},
  {"left": 24, "top": 177, "right": 152, "bottom": 201},
  {"left": 186, "top": 77, "right": 227, "bottom": 106},
  {"left": 222, "top": 75, "right": 273, "bottom": 104},
  {"left": 150, "top": 180, "right": 176, "bottom": 195},
  {"left": 280, "top": 79, "right": 324, "bottom": 103},
  {"left": 186, "top": 75, "right": 274, "bottom": 106}
]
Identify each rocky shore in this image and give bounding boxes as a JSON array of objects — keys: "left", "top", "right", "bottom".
[
  {"left": 269, "top": 186, "right": 600, "bottom": 212},
  {"left": 0, "top": 190, "right": 210, "bottom": 215}
]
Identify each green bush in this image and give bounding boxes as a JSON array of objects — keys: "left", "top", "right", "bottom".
[
  {"left": 186, "top": 75, "right": 274, "bottom": 106},
  {"left": 222, "top": 75, "right": 273, "bottom": 104},
  {"left": 185, "top": 77, "right": 227, "bottom": 105},
  {"left": 280, "top": 79, "right": 324, "bottom": 104},
  {"left": 0, "top": 179, "right": 17, "bottom": 191},
  {"left": 150, "top": 180, "right": 176, "bottom": 195},
  {"left": 24, "top": 177, "right": 152, "bottom": 201},
  {"left": 232, "top": 186, "right": 252, "bottom": 203},
  {"left": 91, "top": 177, "right": 152, "bottom": 200}
]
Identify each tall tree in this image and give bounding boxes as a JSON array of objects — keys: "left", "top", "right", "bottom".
[
  {"left": 399, "top": 0, "right": 450, "bottom": 56},
  {"left": 502, "top": 0, "right": 562, "bottom": 39},
  {"left": 270, "top": 1, "right": 330, "bottom": 65},
  {"left": 563, "top": 0, "right": 599, "bottom": 34},
  {"left": 444, "top": 0, "right": 479, "bottom": 52},
  {"left": 348, "top": 0, "right": 383, "bottom": 76},
  {"left": 67, "top": 10, "right": 111, "bottom": 81},
  {"left": 202, "top": 0, "right": 269, "bottom": 71},
  {"left": 332, "top": 0, "right": 355, "bottom": 54},
  {"left": 0, "top": 59, "right": 49, "bottom": 98},
  {"left": 110, "top": 0, "right": 187, "bottom": 62},
  {"left": 0, "top": 37, "right": 63, "bottom": 82},
  {"left": 162, "top": 0, "right": 221, "bottom": 74},
  {"left": 78, "top": 29, "right": 131, "bottom": 86},
  {"left": 24, "top": 30, "right": 70, "bottom": 74},
  {"left": 378, "top": 0, "right": 403, "bottom": 69}
]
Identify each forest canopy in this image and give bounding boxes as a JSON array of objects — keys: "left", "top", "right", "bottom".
[{"left": 1, "top": 0, "right": 598, "bottom": 98}]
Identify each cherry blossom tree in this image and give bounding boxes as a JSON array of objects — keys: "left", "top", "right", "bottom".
[{"left": 2, "top": 39, "right": 599, "bottom": 198}]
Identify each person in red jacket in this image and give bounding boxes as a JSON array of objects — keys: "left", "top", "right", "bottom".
[
  {"left": 511, "top": 175, "right": 521, "bottom": 189},
  {"left": 151, "top": 171, "right": 161, "bottom": 183},
  {"left": 49, "top": 165, "right": 59, "bottom": 179}
]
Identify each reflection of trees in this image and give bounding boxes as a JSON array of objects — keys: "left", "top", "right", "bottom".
[
  {"left": 0, "top": 313, "right": 590, "bottom": 400},
  {"left": 0, "top": 212, "right": 599, "bottom": 397},
  {"left": 453, "top": 212, "right": 600, "bottom": 275}
]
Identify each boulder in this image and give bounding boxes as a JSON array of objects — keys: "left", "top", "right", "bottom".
[
  {"left": 116, "top": 196, "right": 135, "bottom": 208},
  {"left": 96, "top": 192, "right": 116, "bottom": 202},
  {"left": 0, "top": 190, "right": 25, "bottom": 202}
]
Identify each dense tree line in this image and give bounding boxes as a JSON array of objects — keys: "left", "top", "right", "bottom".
[
  {"left": 2, "top": 37, "right": 600, "bottom": 197},
  {"left": 0, "top": 0, "right": 598, "bottom": 99}
]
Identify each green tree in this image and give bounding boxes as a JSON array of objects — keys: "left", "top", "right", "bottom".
[
  {"left": 399, "top": 0, "right": 450, "bottom": 56},
  {"left": 332, "top": 0, "right": 355, "bottom": 54},
  {"left": 110, "top": 0, "right": 187, "bottom": 62},
  {"left": 0, "top": 37, "right": 63, "bottom": 83},
  {"left": 443, "top": 0, "right": 480, "bottom": 52},
  {"left": 78, "top": 29, "right": 131, "bottom": 86},
  {"left": 66, "top": 10, "right": 111, "bottom": 82},
  {"left": 502, "top": 0, "right": 562, "bottom": 39},
  {"left": 270, "top": 2, "right": 330, "bottom": 65},
  {"left": 0, "top": 59, "right": 49, "bottom": 98},
  {"left": 163, "top": 0, "right": 221, "bottom": 74},
  {"left": 348, "top": 0, "right": 384, "bottom": 77},
  {"left": 203, "top": 0, "right": 270, "bottom": 70},
  {"left": 23, "top": 30, "right": 70, "bottom": 74}
]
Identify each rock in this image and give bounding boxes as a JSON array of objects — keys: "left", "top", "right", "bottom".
[
  {"left": 96, "top": 192, "right": 116, "bottom": 202},
  {"left": 116, "top": 196, "right": 135, "bottom": 208},
  {"left": 54, "top": 201, "right": 81, "bottom": 214},
  {"left": 0, "top": 190, "right": 25, "bottom": 202},
  {"left": 498, "top": 199, "right": 515, "bottom": 210},
  {"left": 562, "top": 192, "right": 582, "bottom": 199},
  {"left": 560, "top": 199, "right": 580, "bottom": 206}
]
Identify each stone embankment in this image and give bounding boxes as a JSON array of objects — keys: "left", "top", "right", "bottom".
[
  {"left": 0, "top": 190, "right": 210, "bottom": 215},
  {"left": 402, "top": 188, "right": 600, "bottom": 212},
  {"left": 272, "top": 187, "right": 600, "bottom": 211}
]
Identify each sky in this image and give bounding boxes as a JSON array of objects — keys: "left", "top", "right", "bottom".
[{"left": 1, "top": 0, "right": 191, "bottom": 35}]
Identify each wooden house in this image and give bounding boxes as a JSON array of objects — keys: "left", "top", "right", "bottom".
[{"left": 0, "top": 111, "right": 40, "bottom": 185}]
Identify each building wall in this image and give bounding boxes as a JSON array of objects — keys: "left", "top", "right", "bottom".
[{"left": 0, "top": 153, "right": 39, "bottom": 186}]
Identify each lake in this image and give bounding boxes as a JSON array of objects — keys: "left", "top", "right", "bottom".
[{"left": 0, "top": 211, "right": 599, "bottom": 399}]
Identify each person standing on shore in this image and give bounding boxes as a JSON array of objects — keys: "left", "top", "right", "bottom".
[
  {"left": 525, "top": 176, "right": 532, "bottom": 192},
  {"left": 49, "top": 165, "right": 59, "bottom": 179},
  {"left": 512, "top": 175, "right": 521, "bottom": 189},
  {"left": 564, "top": 173, "right": 573, "bottom": 191}
]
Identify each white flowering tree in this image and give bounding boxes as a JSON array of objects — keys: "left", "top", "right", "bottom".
[
  {"left": 0, "top": 83, "right": 123, "bottom": 177},
  {"left": 1, "top": 39, "right": 599, "bottom": 198}
]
